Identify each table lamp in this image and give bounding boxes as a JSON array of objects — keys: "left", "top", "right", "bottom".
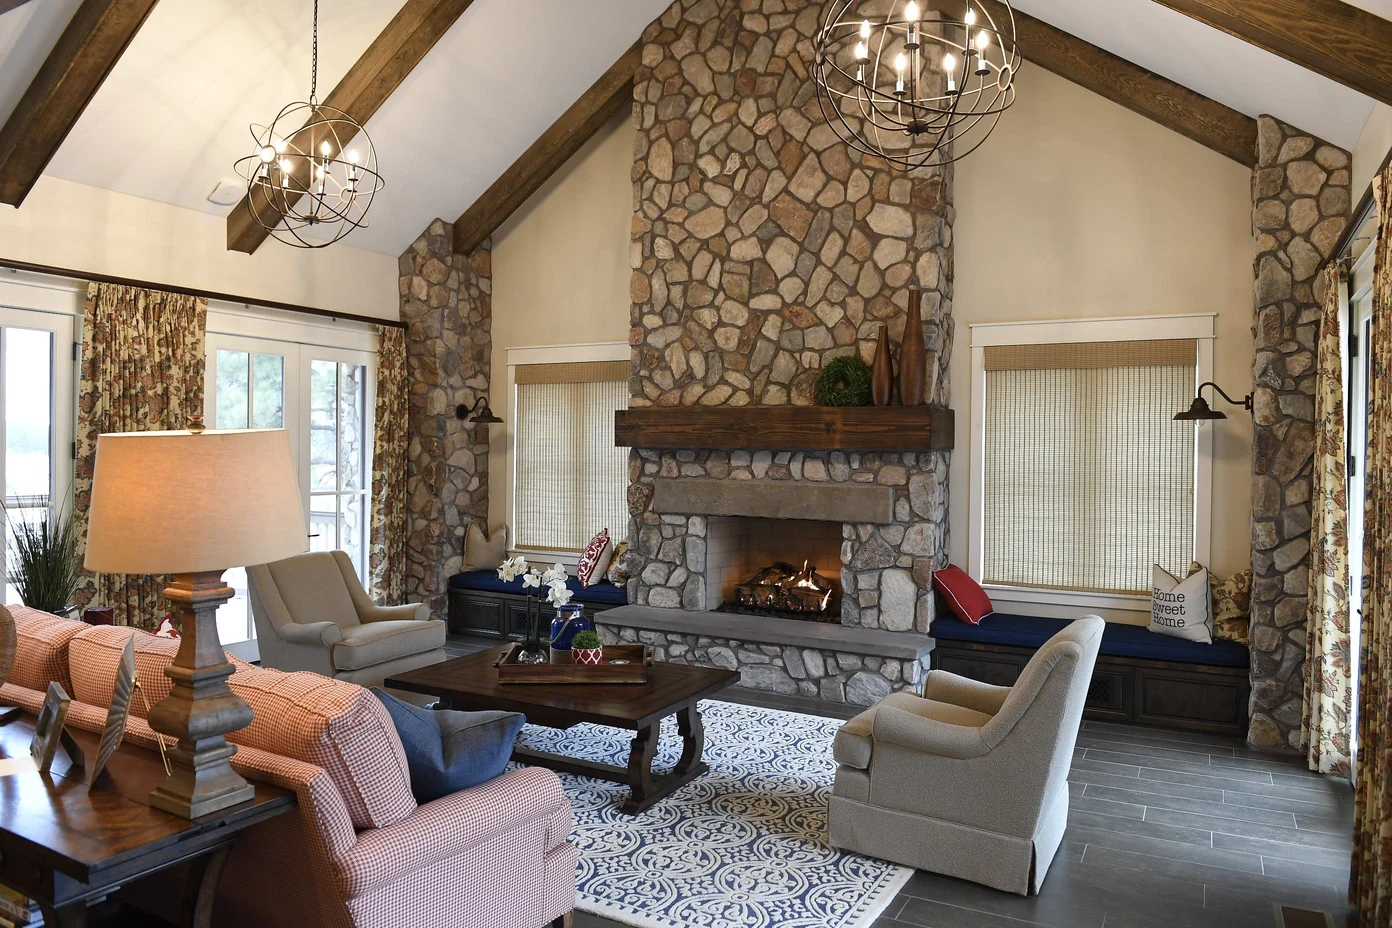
[{"left": 84, "top": 423, "right": 307, "bottom": 818}]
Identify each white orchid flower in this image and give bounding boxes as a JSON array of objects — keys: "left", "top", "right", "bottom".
[
  {"left": 522, "top": 568, "right": 542, "bottom": 589},
  {"left": 496, "top": 555, "right": 529, "bottom": 582},
  {"left": 546, "top": 582, "right": 574, "bottom": 607},
  {"left": 542, "top": 563, "right": 568, "bottom": 586}
]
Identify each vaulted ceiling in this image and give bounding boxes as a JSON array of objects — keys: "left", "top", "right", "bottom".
[{"left": 0, "top": 0, "right": 1388, "bottom": 258}]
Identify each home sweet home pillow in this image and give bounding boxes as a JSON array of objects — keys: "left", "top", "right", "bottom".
[{"left": 1150, "top": 564, "right": 1212, "bottom": 644}]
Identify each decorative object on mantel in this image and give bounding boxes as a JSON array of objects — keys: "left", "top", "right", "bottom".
[
  {"left": 570, "top": 631, "right": 604, "bottom": 667},
  {"left": 1173, "top": 382, "right": 1254, "bottom": 421},
  {"left": 233, "top": 0, "right": 383, "bottom": 248},
  {"left": 2, "top": 496, "right": 79, "bottom": 617},
  {"left": 816, "top": 355, "right": 873, "bottom": 407},
  {"left": 812, "top": 0, "right": 1020, "bottom": 171},
  {"left": 84, "top": 423, "right": 308, "bottom": 818},
  {"left": 31, "top": 681, "right": 81, "bottom": 774},
  {"left": 872, "top": 324, "right": 895, "bottom": 407},
  {"left": 898, "top": 289, "right": 927, "bottom": 406},
  {"left": 614, "top": 405, "right": 954, "bottom": 451},
  {"left": 457, "top": 395, "right": 503, "bottom": 426}
]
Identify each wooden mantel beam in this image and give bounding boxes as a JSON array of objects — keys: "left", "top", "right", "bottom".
[
  {"left": 0, "top": 0, "right": 160, "bottom": 207},
  {"left": 226, "top": 0, "right": 478, "bottom": 254},
  {"left": 1150, "top": 0, "right": 1392, "bottom": 108},
  {"left": 452, "top": 42, "right": 641, "bottom": 256},
  {"left": 943, "top": 0, "right": 1257, "bottom": 167}
]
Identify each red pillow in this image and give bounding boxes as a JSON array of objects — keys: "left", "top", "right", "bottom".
[
  {"left": 576, "top": 529, "right": 613, "bottom": 588},
  {"left": 932, "top": 566, "right": 993, "bottom": 625}
]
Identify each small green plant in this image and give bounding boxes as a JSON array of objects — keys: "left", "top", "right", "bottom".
[
  {"left": 571, "top": 631, "right": 602, "bottom": 650},
  {"left": 4, "top": 497, "right": 79, "bottom": 616},
  {"left": 815, "top": 355, "right": 872, "bottom": 406}
]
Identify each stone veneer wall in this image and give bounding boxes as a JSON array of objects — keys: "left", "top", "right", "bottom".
[
  {"left": 1247, "top": 116, "right": 1350, "bottom": 750},
  {"left": 597, "top": 623, "right": 929, "bottom": 704},
  {"left": 625, "top": 0, "right": 955, "bottom": 636},
  {"left": 398, "top": 219, "right": 493, "bottom": 618}
]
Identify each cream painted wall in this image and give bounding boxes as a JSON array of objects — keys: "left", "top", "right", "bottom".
[
  {"left": 953, "top": 65, "right": 1256, "bottom": 622},
  {"left": 487, "top": 110, "right": 636, "bottom": 533},
  {"left": 0, "top": 174, "right": 399, "bottom": 319},
  {"left": 1353, "top": 102, "right": 1392, "bottom": 199}
]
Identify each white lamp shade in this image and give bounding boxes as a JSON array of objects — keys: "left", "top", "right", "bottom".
[{"left": 84, "top": 429, "right": 309, "bottom": 575}]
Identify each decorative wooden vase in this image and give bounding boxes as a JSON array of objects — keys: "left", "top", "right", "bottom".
[
  {"left": 871, "top": 324, "right": 894, "bottom": 407},
  {"left": 899, "top": 289, "right": 926, "bottom": 407}
]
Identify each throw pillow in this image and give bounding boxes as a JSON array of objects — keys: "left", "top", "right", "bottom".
[
  {"left": 154, "top": 615, "right": 179, "bottom": 638},
  {"left": 1185, "top": 562, "right": 1251, "bottom": 645},
  {"left": 1151, "top": 564, "right": 1212, "bottom": 644},
  {"left": 932, "top": 565, "right": 993, "bottom": 625},
  {"left": 463, "top": 524, "right": 507, "bottom": 571},
  {"left": 371, "top": 687, "right": 525, "bottom": 804},
  {"left": 577, "top": 529, "right": 613, "bottom": 588},
  {"left": 606, "top": 539, "right": 631, "bottom": 586}
]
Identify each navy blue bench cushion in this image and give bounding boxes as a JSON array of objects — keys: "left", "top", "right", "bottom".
[
  {"left": 930, "top": 612, "right": 1249, "bottom": 669},
  {"left": 447, "top": 569, "right": 628, "bottom": 606}
]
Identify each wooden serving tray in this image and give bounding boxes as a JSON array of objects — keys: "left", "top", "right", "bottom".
[{"left": 494, "top": 644, "right": 652, "bottom": 684}]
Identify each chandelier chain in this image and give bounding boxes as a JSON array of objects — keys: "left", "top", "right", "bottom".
[{"left": 310, "top": 0, "right": 319, "bottom": 103}]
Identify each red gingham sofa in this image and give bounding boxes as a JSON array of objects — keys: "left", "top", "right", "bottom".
[{"left": 1, "top": 607, "right": 577, "bottom": 928}]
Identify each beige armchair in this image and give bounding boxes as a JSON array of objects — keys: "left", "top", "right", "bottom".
[
  {"left": 248, "top": 550, "right": 446, "bottom": 689},
  {"left": 829, "top": 616, "right": 1104, "bottom": 896}
]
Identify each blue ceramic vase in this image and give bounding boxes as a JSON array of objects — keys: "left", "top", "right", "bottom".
[{"left": 549, "top": 604, "right": 591, "bottom": 652}]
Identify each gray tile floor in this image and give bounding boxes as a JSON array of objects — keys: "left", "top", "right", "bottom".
[{"left": 447, "top": 637, "right": 1356, "bottom": 928}]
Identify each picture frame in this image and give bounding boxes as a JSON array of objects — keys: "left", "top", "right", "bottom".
[
  {"left": 31, "top": 681, "right": 77, "bottom": 774},
  {"left": 90, "top": 637, "right": 136, "bottom": 789}
]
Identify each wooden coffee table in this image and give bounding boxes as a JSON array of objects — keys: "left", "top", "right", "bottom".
[{"left": 386, "top": 648, "right": 739, "bottom": 814}]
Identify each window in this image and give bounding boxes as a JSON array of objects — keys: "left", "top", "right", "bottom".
[
  {"left": 307, "top": 358, "right": 369, "bottom": 579},
  {"left": 511, "top": 355, "right": 629, "bottom": 553},
  {"left": 969, "top": 316, "right": 1215, "bottom": 604}
]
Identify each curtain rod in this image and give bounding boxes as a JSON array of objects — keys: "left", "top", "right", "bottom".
[
  {"left": 0, "top": 256, "right": 407, "bottom": 330},
  {"left": 1327, "top": 143, "right": 1391, "bottom": 269}
]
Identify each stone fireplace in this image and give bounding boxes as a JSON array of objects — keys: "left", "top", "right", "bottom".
[{"left": 705, "top": 515, "right": 843, "bottom": 616}]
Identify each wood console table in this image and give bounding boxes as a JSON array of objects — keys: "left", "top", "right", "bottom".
[{"left": 0, "top": 714, "right": 294, "bottom": 927}]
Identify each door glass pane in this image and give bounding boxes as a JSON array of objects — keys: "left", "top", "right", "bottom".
[
  {"left": 252, "top": 353, "right": 285, "bottom": 428},
  {"left": 216, "top": 566, "right": 252, "bottom": 646},
  {"left": 216, "top": 350, "right": 249, "bottom": 429},
  {"left": 340, "top": 493, "right": 366, "bottom": 579},
  {"left": 310, "top": 360, "right": 337, "bottom": 492},
  {"left": 5, "top": 328, "right": 52, "bottom": 499},
  {"left": 309, "top": 494, "right": 336, "bottom": 553},
  {"left": 339, "top": 363, "right": 366, "bottom": 492}
]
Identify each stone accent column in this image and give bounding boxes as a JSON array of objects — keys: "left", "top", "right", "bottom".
[
  {"left": 398, "top": 219, "right": 493, "bottom": 618},
  {"left": 1247, "top": 116, "right": 1349, "bottom": 750}
]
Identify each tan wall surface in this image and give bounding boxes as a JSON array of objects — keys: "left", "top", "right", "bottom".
[
  {"left": 0, "top": 175, "right": 399, "bottom": 319},
  {"left": 952, "top": 66, "right": 1256, "bottom": 621},
  {"left": 1353, "top": 102, "right": 1392, "bottom": 199},
  {"left": 487, "top": 110, "right": 636, "bottom": 532}
]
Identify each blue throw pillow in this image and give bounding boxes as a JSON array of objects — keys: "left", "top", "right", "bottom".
[{"left": 371, "top": 688, "right": 526, "bottom": 804}]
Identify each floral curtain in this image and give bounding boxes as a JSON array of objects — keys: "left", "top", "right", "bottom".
[
  {"left": 1300, "top": 263, "right": 1351, "bottom": 777},
  {"left": 369, "top": 325, "right": 408, "bottom": 604},
  {"left": 1354, "top": 164, "right": 1392, "bottom": 924},
  {"left": 73, "top": 283, "right": 207, "bottom": 629}
]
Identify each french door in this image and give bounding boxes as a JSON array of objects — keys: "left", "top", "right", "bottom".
[
  {"left": 0, "top": 306, "right": 74, "bottom": 606},
  {"left": 1347, "top": 279, "right": 1373, "bottom": 773},
  {"left": 206, "top": 335, "right": 374, "bottom": 659}
]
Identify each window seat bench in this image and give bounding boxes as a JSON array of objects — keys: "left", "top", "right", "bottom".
[
  {"left": 446, "top": 569, "right": 626, "bottom": 638},
  {"left": 930, "top": 613, "right": 1251, "bottom": 736}
]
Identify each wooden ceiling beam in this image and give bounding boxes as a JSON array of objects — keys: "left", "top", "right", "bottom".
[
  {"left": 942, "top": 0, "right": 1256, "bottom": 166},
  {"left": 1150, "top": 0, "right": 1392, "bottom": 107},
  {"left": 226, "top": 0, "right": 478, "bottom": 254},
  {"left": 0, "top": 0, "right": 160, "bottom": 207},
  {"left": 452, "top": 42, "right": 641, "bottom": 255}
]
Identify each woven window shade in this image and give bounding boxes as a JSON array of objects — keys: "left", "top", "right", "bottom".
[
  {"left": 514, "top": 378, "right": 629, "bottom": 552},
  {"left": 514, "top": 361, "right": 629, "bottom": 385},
  {"left": 981, "top": 343, "right": 1197, "bottom": 594}
]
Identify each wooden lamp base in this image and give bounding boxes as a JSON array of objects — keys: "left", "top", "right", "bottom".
[{"left": 145, "top": 570, "right": 254, "bottom": 819}]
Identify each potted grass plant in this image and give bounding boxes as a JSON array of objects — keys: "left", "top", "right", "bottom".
[
  {"left": 571, "top": 630, "right": 603, "bottom": 666},
  {"left": 3, "top": 498, "right": 79, "bottom": 617}
]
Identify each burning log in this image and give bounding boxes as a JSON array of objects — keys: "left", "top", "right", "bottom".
[{"left": 735, "top": 559, "right": 834, "bottom": 614}]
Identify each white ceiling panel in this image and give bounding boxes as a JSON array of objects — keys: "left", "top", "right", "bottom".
[
  {"left": 0, "top": 0, "right": 85, "bottom": 127},
  {"left": 1011, "top": 0, "right": 1375, "bottom": 149}
]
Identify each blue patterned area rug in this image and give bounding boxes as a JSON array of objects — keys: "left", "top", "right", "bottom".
[{"left": 514, "top": 700, "right": 911, "bottom": 928}]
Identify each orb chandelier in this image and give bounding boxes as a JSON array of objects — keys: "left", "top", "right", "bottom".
[
  {"left": 234, "top": 0, "right": 383, "bottom": 248},
  {"left": 813, "top": 0, "right": 1020, "bottom": 171}
]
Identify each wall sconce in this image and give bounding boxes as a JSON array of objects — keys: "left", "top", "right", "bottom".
[
  {"left": 457, "top": 396, "right": 502, "bottom": 426},
  {"left": 1173, "top": 382, "right": 1253, "bottom": 421}
]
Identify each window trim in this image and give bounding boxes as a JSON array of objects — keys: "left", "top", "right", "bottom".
[
  {"left": 506, "top": 341, "right": 629, "bottom": 565},
  {"left": 968, "top": 313, "right": 1217, "bottom": 617}
]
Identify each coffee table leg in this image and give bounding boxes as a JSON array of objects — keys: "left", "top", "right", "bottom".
[
  {"left": 625, "top": 724, "right": 659, "bottom": 810},
  {"left": 39, "top": 903, "right": 86, "bottom": 928},
  {"left": 676, "top": 704, "right": 705, "bottom": 775}
]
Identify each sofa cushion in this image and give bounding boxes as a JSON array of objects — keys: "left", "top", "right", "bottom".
[
  {"left": 930, "top": 613, "right": 1250, "bottom": 668},
  {"left": 448, "top": 569, "right": 628, "bottom": 605},
  {"left": 267, "top": 551, "right": 361, "bottom": 630},
  {"left": 9, "top": 607, "right": 84, "bottom": 693},
  {"left": 69, "top": 625, "right": 182, "bottom": 715},
  {"left": 228, "top": 666, "right": 416, "bottom": 830},
  {"left": 371, "top": 687, "right": 525, "bottom": 803},
  {"left": 834, "top": 691, "right": 993, "bottom": 769},
  {"left": 332, "top": 619, "right": 446, "bottom": 672}
]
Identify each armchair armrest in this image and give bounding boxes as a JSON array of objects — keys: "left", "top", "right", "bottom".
[
  {"left": 337, "top": 766, "right": 571, "bottom": 898},
  {"left": 872, "top": 705, "right": 991, "bottom": 760},
  {"left": 921, "top": 669, "right": 1011, "bottom": 717},
  {"left": 357, "top": 601, "right": 431, "bottom": 623},
  {"left": 278, "top": 621, "right": 344, "bottom": 648}
]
